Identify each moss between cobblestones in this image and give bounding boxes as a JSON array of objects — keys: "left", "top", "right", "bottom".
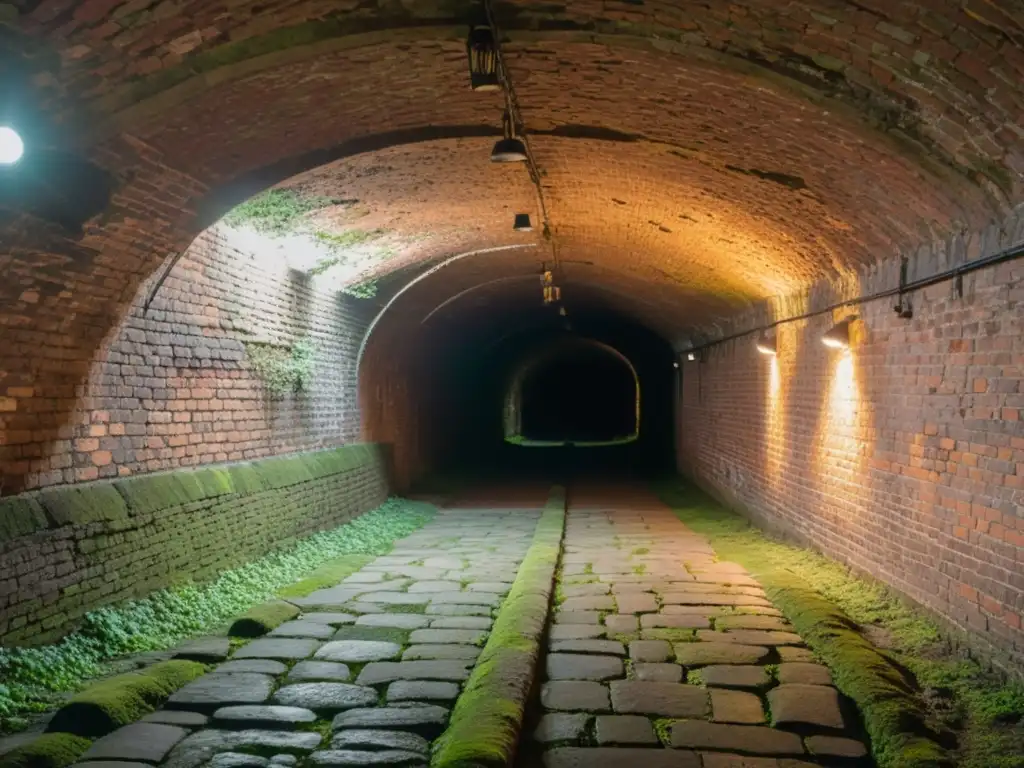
[
  {"left": 276, "top": 555, "right": 374, "bottom": 598},
  {"left": 431, "top": 487, "right": 566, "bottom": 768},
  {"left": 46, "top": 660, "right": 206, "bottom": 738},
  {"left": 229, "top": 600, "right": 302, "bottom": 638},
  {"left": 657, "top": 479, "right": 1024, "bottom": 768},
  {"left": 0, "top": 733, "right": 91, "bottom": 768},
  {"left": 0, "top": 496, "right": 435, "bottom": 731}
]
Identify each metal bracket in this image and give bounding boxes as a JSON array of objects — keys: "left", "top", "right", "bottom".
[{"left": 893, "top": 256, "right": 913, "bottom": 319}]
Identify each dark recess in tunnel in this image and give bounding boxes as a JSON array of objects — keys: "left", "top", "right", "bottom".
[
  {"left": 410, "top": 299, "right": 676, "bottom": 486},
  {"left": 513, "top": 338, "right": 639, "bottom": 443}
]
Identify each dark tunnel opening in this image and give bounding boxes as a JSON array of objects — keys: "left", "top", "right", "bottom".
[
  {"left": 513, "top": 339, "right": 639, "bottom": 444},
  {"left": 404, "top": 300, "right": 678, "bottom": 487}
]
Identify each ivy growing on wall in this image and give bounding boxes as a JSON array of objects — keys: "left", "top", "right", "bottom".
[
  {"left": 244, "top": 337, "right": 316, "bottom": 396},
  {"left": 223, "top": 189, "right": 345, "bottom": 234}
]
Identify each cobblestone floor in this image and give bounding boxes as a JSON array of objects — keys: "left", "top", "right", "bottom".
[
  {"left": 533, "top": 486, "right": 871, "bottom": 768},
  {"left": 72, "top": 493, "right": 545, "bottom": 768}
]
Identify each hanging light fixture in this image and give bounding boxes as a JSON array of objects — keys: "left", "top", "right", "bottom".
[
  {"left": 822, "top": 316, "right": 856, "bottom": 349},
  {"left": 491, "top": 111, "right": 527, "bottom": 162},
  {"left": 540, "top": 269, "right": 561, "bottom": 305},
  {"left": 466, "top": 25, "right": 500, "bottom": 91},
  {"left": 513, "top": 213, "right": 533, "bottom": 232},
  {"left": 756, "top": 333, "right": 777, "bottom": 356}
]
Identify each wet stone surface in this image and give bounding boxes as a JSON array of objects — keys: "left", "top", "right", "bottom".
[{"left": 535, "top": 491, "right": 868, "bottom": 765}]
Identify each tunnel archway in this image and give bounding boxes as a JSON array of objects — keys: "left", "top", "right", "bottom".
[{"left": 503, "top": 337, "right": 640, "bottom": 446}]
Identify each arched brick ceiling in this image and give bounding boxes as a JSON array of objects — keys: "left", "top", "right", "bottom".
[{"left": 2, "top": 1, "right": 1023, "bottom": 432}]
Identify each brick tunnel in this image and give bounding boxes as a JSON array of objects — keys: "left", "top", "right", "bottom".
[{"left": 1, "top": 2, "right": 1023, "bottom": 767}]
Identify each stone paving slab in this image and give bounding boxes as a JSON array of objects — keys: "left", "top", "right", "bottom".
[
  {"left": 287, "top": 661, "right": 352, "bottom": 682},
  {"left": 315, "top": 641, "right": 403, "bottom": 663},
  {"left": 355, "top": 661, "right": 473, "bottom": 685},
  {"left": 543, "top": 747, "right": 701, "bottom": 767},
  {"left": 536, "top": 494, "right": 867, "bottom": 766},
  {"left": 232, "top": 639, "right": 322, "bottom": 660},
  {"left": 82, "top": 723, "right": 188, "bottom": 763},
  {"left": 330, "top": 730, "right": 429, "bottom": 755},
  {"left": 331, "top": 705, "right": 449, "bottom": 738},
  {"left": 271, "top": 684, "right": 378, "bottom": 712},
  {"left": 211, "top": 705, "right": 317, "bottom": 729},
  {"left": 168, "top": 673, "right": 276, "bottom": 710}
]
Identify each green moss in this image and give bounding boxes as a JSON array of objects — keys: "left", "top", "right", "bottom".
[
  {"left": 276, "top": 555, "right": 372, "bottom": 598},
  {"left": 432, "top": 487, "right": 565, "bottom": 767},
  {"left": 224, "top": 189, "right": 344, "bottom": 234},
  {"left": 655, "top": 480, "right": 975, "bottom": 768},
  {"left": 227, "top": 464, "right": 266, "bottom": 496},
  {"left": 331, "top": 626, "right": 410, "bottom": 645},
  {"left": 114, "top": 472, "right": 222, "bottom": 516},
  {"left": 46, "top": 660, "right": 206, "bottom": 738},
  {"left": 0, "top": 733, "right": 91, "bottom": 768},
  {"left": 245, "top": 337, "right": 316, "bottom": 398},
  {"left": 229, "top": 600, "right": 301, "bottom": 638},
  {"left": 0, "top": 495, "right": 48, "bottom": 542},
  {"left": 37, "top": 485, "right": 128, "bottom": 527},
  {"left": 0, "top": 495, "right": 435, "bottom": 730}
]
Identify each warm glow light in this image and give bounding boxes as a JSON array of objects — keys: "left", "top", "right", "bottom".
[
  {"left": 756, "top": 333, "right": 777, "bottom": 356},
  {"left": 822, "top": 317, "right": 855, "bottom": 349},
  {"left": 0, "top": 126, "right": 24, "bottom": 165}
]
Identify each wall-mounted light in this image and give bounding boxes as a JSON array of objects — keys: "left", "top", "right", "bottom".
[
  {"left": 687, "top": 352, "right": 696, "bottom": 362},
  {"left": 756, "top": 333, "right": 777, "bottom": 356},
  {"left": 822, "top": 316, "right": 856, "bottom": 349},
  {"left": 0, "top": 126, "right": 24, "bottom": 165},
  {"left": 491, "top": 111, "right": 527, "bottom": 162},
  {"left": 513, "top": 213, "right": 532, "bottom": 232},
  {"left": 466, "top": 25, "right": 500, "bottom": 91}
]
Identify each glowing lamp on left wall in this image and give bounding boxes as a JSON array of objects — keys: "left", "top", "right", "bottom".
[{"left": 0, "top": 126, "right": 24, "bottom": 165}]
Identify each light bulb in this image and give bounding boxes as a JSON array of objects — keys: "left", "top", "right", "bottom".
[{"left": 0, "top": 127, "right": 25, "bottom": 165}]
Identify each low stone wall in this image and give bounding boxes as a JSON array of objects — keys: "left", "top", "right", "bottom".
[{"left": 0, "top": 444, "right": 389, "bottom": 645}]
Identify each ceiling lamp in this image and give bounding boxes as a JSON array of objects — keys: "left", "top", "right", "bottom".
[
  {"left": 513, "top": 213, "right": 532, "bottom": 232},
  {"left": 0, "top": 126, "right": 24, "bottom": 165},
  {"left": 491, "top": 111, "right": 527, "bottom": 162},
  {"left": 540, "top": 269, "right": 561, "bottom": 305},
  {"left": 822, "top": 316, "right": 856, "bottom": 349},
  {"left": 466, "top": 25, "right": 500, "bottom": 91},
  {"left": 756, "top": 333, "right": 777, "bottom": 356}
]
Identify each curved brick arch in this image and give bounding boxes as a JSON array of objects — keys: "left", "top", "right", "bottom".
[
  {"left": 1, "top": 2, "right": 1022, "bottom": 494},
  {"left": 502, "top": 336, "right": 641, "bottom": 442}
]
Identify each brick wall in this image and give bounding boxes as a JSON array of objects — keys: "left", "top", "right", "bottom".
[
  {"left": 0, "top": 224, "right": 392, "bottom": 645},
  {"left": 0, "top": 445, "right": 389, "bottom": 645},
  {"left": 678, "top": 213, "right": 1024, "bottom": 677},
  {"left": 16, "top": 223, "right": 376, "bottom": 491}
]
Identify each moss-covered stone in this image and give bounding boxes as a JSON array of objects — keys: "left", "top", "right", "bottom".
[
  {"left": 656, "top": 480, "right": 953, "bottom": 768},
  {"left": 227, "top": 463, "right": 267, "bottom": 496},
  {"left": 0, "top": 494, "right": 48, "bottom": 542},
  {"left": 0, "top": 733, "right": 91, "bottom": 768},
  {"left": 38, "top": 484, "right": 128, "bottom": 527},
  {"left": 46, "top": 660, "right": 206, "bottom": 738},
  {"left": 229, "top": 600, "right": 301, "bottom": 638},
  {"left": 277, "top": 554, "right": 373, "bottom": 598},
  {"left": 431, "top": 487, "right": 566, "bottom": 768}
]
